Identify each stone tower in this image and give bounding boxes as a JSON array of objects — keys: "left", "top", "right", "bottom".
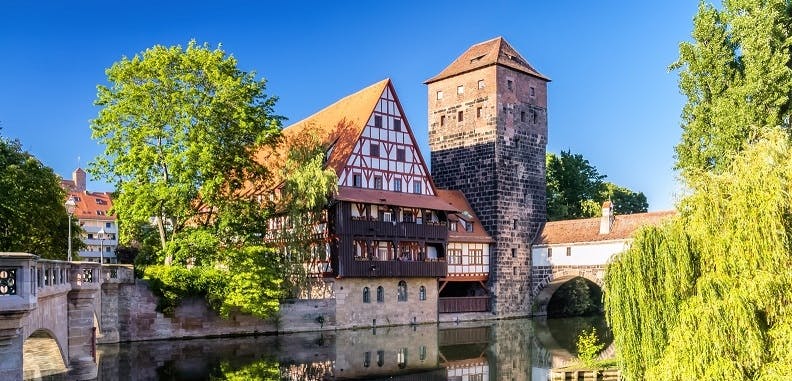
[{"left": 426, "top": 37, "right": 549, "bottom": 316}]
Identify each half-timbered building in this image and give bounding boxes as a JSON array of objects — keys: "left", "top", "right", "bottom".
[{"left": 258, "top": 79, "right": 493, "bottom": 327}]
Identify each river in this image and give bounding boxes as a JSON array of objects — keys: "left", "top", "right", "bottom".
[{"left": 83, "top": 315, "right": 610, "bottom": 380}]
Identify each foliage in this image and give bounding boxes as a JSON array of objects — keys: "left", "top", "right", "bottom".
[
  {"left": 605, "top": 131, "right": 792, "bottom": 380},
  {"left": 672, "top": 0, "right": 792, "bottom": 177},
  {"left": 275, "top": 133, "right": 337, "bottom": 297},
  {"left": 602, "top": 182, "right": 648, "bottom": 215},
  {"left": 0, "top": 133, "right": 83, "bottom": 258},
  {"left": 143, "top": 245, "right": 282, "bottom": 318},
  {"left": 546, "top": 151, "right": 647, "bottom": 220},
  {"left": 576, "top": 328, "right": 606, "bottom": 368},
  {"left": 212, "top": 358, "right": 280, "bottom": 381},
  {"left": 547, "top": 277, "right": 603, "bottom": 317},
  {"left": 89, "top": 40, "right": 283, "bottom": 261}
]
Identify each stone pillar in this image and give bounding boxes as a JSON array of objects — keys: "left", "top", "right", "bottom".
[
  {"left": 98, "top": 283, "right": 119, "bottom": 343},
  {"left": 68, "top": 263, "right": 100, "bottom": 380},
  {"left": 0, "top": 253, "right": 38, "bottom": 380}
]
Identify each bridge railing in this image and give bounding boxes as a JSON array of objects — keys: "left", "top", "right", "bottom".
[
  {"left": 34, "top": 259, "right": 72, "bottom": 298},
  {"left": 0, "top": 253, "right": 38, "bottom": 314}
]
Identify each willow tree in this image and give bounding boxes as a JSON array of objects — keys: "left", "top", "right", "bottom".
[
  {"left": 606, "top": 1, "right": 792, "bottom": 378},
  {"left": 90, "top": 41, "right": 282, "bottom": 262}
]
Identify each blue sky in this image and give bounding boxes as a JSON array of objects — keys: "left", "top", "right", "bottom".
[{"left": 0, "top": 1, "right": 698, "bottom": 211}]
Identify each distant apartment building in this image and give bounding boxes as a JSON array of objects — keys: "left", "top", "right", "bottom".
[{"left": 62, "top": 168, "right": 118, "bottom": 263}]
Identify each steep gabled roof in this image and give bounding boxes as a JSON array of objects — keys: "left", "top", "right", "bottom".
[
  {"left": 260, "top": 79, "right": 389, "bottom": 176},
  {"left": 533, "top": 211, "right": 675, "bottom": 246},
  {"left": 425, "top": 36, "right": 549, "bottom": 84},
  {"left": 436, "top": 189, "right": 494, "bottom": 243}
]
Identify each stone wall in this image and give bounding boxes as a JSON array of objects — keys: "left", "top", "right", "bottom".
[
  {"left": 333, "top": 277, "right": 438, "bottom": 329},
  {"left": 428, "top": 61, "right": 549, "bottom": 317},
  {"left": 115, "top": 280, "right": 335, "bottom": 341}
]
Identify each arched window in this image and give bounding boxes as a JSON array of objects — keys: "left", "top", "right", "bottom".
[
  {"left": 419, "top": 345, "right": 427, "bottom": 361},
  {"left": 398, "top": 280, "right": 408, "bottom": 302},
  {"left": 377, "top": 286, "right": 384, "bottom": 303},
  {"left": 419, "top": 285, "right": 427, "bottom": 301},
  {"left": 364, "top": 351, "right": 371, "bottom": 367},
  {"left": 377, "top": 350, "right": 385, "bottom": 367},
  {"left": 397, "top": 347, "right": 408, "bottom": 369},
  {"left": 363, "top": 287, "right": 371, "bottom": 303}
]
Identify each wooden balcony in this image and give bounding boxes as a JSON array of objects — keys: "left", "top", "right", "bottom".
[
  {"left": 339, "top": 259, "right": 447, "bottom": 278},
  {"left": 439, "top": 326, "right": 491, "bottom": 346},
  {"left": 347, "top": 220, "right": 448, "bottom": 241},
  {"left": 438, "top": 296, "right": 490, "bottom": 313}
]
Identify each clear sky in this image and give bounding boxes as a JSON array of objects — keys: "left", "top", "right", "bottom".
[{"left": 0, "top": 1, "right": 698, "bottom": 211}]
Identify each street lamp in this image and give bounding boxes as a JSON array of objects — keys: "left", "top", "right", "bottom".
[
  {"left": 97, "top": 228, "right": 106, "bottom": 264},
  {"left": 65, "top": 197, "right": 76, "bottom": 262}
]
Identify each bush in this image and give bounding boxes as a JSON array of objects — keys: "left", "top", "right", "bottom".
[{"left": 576, "top": 328, "right": 605, "bottom": 368}]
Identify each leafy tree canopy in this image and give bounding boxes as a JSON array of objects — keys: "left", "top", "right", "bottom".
[
  {"left": 672, "top": 0, "right": 792, "bottom": 177},
  {"left": 0, "top": 132, "right": 82, "bottom": 258},
  {"left": 89, "top": 40, "right": 283, "bottom": 260},
  {"left": 546, "top": 151, "right": 647, "bottom": 220}
]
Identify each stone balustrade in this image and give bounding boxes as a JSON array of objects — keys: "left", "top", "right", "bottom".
[{"left": 0, "top": 253, "right": 133, "bottom": 380}]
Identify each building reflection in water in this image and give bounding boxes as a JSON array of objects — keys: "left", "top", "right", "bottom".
[{"left": 93, "top": 316, "right": 609, "bottom": 380}]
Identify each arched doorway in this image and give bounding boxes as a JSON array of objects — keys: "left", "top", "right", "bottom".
[{"left": 23, "top": 329, "right": 68, "bottom": 380}]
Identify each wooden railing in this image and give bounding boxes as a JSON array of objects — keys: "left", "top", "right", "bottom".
[
  {"left": 438, "top": 296, "right": 490, "bottom": 313},
  {"left": 347, "top": 220, "right": 448, "bottom": 241}
]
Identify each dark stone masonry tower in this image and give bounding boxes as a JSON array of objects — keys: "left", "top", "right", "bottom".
[{"left": 426, "top": 37, "right": 549, "bottom": 316}]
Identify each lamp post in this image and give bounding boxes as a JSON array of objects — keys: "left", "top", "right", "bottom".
[
  {"left": 65, "top": 197, "right": 76, "bottom": 262},
  {"left": 97, "top": 228, "right": 106, "bottom": 264}
]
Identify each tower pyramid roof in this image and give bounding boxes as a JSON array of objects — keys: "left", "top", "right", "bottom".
[{"left": 424, "top": 36, "right": 549, "bottom": 84}]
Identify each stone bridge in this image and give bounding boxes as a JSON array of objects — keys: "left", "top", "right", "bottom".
[{"left": 0, "top": 253, "right": 133, "bottom": 380}]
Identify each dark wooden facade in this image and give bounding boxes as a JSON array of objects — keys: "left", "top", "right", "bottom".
[
  {"left": 437, "top": 296, "right": 490, "bottom": 313},
  {"left": 331, "top": 201, "right": 449, "bottom": 278}
]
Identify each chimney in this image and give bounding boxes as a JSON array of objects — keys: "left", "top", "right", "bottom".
[
  {"left": 72, "top": 168, "right": 86, "bottom": 192},
  {"left": 599, "top": 201, "right": 614, "bottom": 234}
]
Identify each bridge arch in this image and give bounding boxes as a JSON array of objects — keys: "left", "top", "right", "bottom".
[
  {"left": 23, "top": 329, "right": 68, "bottom": 380},
  {"left": 531, "top": 266, "right": 605, "bottom": 316}
]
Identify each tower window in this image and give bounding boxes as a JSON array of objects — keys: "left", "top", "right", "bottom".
[
  {"left": 457, "top": 85, "right": 464, "bottom": 95},
  {"left": 393, "top": 119, "right": 401, "bottom": 131},
  {"left": 440, "top": 115, "right": 445, "bottom": 126},
  {"left": 477, "top": 107, "right": 482, "bottom": 118},
  {"left": 374, "top": 176, "right": 383, "bottom": 190},
  {"left": 531, "top": 109, "right": 538, "bottom": 124},
  {"left": 458, "top": 111, "right": 464, "bottom": 122},
  {"left": 436, "top": 91, "right": 443, "bottom": 100},
  {"left": 511, "top": 248, "right": 516, "bottom": 257},
  {"left": 520, "top": 111, "right": 526, "bottom": 122},
  {"left": 478, "top": 79, "right": 485, "bottom": 89},
  {"left": 353, "top": 173, "right": 362, "bottom": 188},
  {"left": 530, "top": 86, "right": 536, "bottom": 96},
  {"left": 507, "top": 80, "right": 514, "bottom": 91},
  {"left": 374, "top": 115, "right": 382, "bottom": 128},
  {"left": 396, "top": 148, "right": 406, "bottom": 162},
  {"left": 370, "top": 143, "right": 380, "bottom": 157}
]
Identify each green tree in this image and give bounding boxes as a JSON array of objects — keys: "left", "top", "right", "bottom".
[
  {"left": 672, "top": 1, "right": 792, "bottom": 177},
  {"left": 0, "top": 133, "right": 82, "bottom": 258},
  {"left": 90, "top": 40, "right": 283, "bottom": 262},
  {"left": 546, "top": 151, "right": 647, "bottom": 220},
  {"left": 601, "top": 182, "right": 648, "bottom": 215}
]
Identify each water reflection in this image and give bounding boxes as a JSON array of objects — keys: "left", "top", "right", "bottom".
[{"left": 89, "top": 316, "right": 610, "bottom": 381}]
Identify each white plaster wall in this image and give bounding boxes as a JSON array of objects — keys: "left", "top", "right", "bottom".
[{"left": 531, "top": 240, "right": 630, "bottom": 267}]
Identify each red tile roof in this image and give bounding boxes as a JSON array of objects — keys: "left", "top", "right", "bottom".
[
  {"left": 534, "top": 211, "right": 675, "bottom": 245},
  {"left": 425, "top": 36, "right": 549, "bottom": 84},
  {"left": 68, "top": 191, "right": 115, "bottom": 221},
  {"left": 255, "top": 79, "right": 389, "bottom": 180},
  {"left": 435, "top": 189, "right": 493, "bottom": 243}
]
